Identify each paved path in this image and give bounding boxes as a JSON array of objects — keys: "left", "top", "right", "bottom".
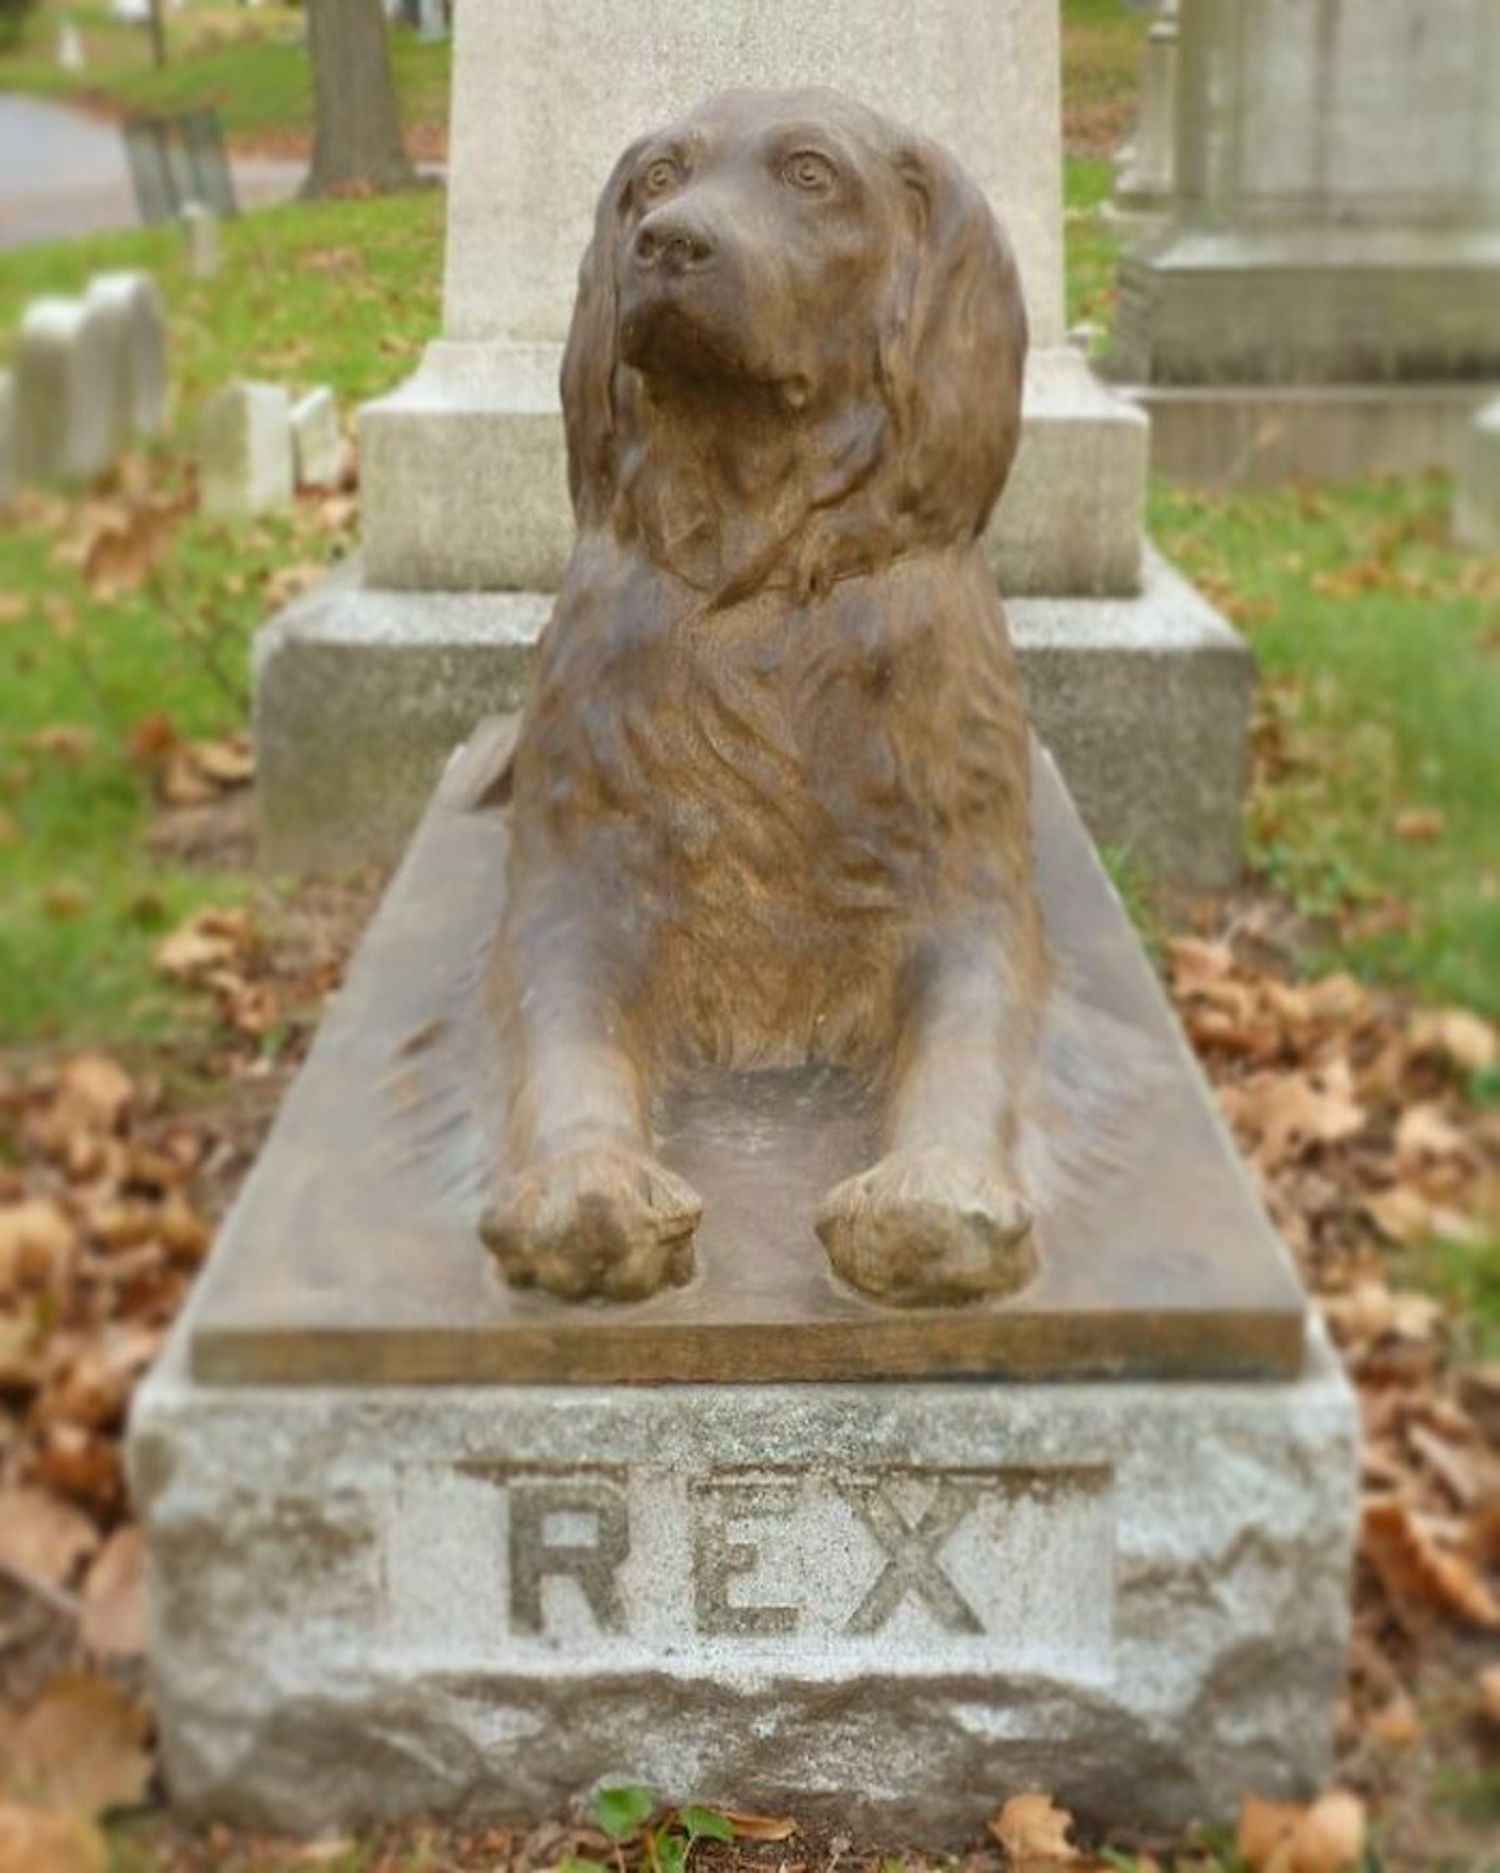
[{"left": 0, "top": 93, "right": 304, "bottom": 249}]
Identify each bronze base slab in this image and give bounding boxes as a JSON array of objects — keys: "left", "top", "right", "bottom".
[{"left": 191, "top": 726, "right": 1306, "bottom": 1386}]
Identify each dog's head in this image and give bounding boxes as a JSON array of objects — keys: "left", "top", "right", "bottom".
[{"left": 563, "top": 89, "right": 1028, "bottom": 562}]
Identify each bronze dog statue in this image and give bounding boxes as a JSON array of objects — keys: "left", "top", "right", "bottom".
[{"left": 483, "top": 89, "right": 1049, "bottom": 1308}]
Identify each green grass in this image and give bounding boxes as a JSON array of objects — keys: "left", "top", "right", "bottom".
[
  {"left": 1063, "top": 153, "right": 1121, "bottom": 336},
  {"left": 0, "top": 191, "right": 442, "bottom": 1046},
  {"left": 0, "top": 0, "right": 449, "bottom": 146},
  {"left": 0, "top": 187, "right": 443, "bottom": 405},
  {"left": 1151, "top": 477, "right": 1500, "bottom": 1017},
  {"left": 1059, "top": 0, "right": 1149, "bottom": 153}
]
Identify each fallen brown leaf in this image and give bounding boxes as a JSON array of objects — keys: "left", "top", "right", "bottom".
[
  {"left": 3, "top": 1672, "right": 153, "bottom": 1816},
  {"left": 27, "top": 726, "right": 93, "bottom": 764},
  {"left": 78, "top": 498, "right": 178, "bottom": 600},
  {"left": 1366, "top": 1691, "right": 1420, "bottom": 1746},
  {"left": 1361, "top": 1185, "right": 1435, "bottom": 1247},
  {"left": 80, "top": 1527, "right": 146, "bottom": 1660},
  {"left": 1395, "top": 1100, "right": 1469, "bottom": 1171},
  {"left": 1408, "top": 1007, "right": 1498, "bottom": 1076},
  {"left": 988, "top": 1792, "right": 1081, "bottom": 1863},
  {"left": 155, "top": 908, "right": 249, "bottom": 981},
  {"left": 1225, "top": 1063, "right": 1366, "bottom": 1171},
  {"left": 0, "top": 1804, "right": 107, "bottom": 1873},
  {"left": 716, "top": 1810, "right": 799, "bottom": 1842},
  {"left": 0, "top": 1486, "right": 97, "bottom": 1589},
  {"left": 1362, "top": 1496, "right": 1500, "bottom": 1629},
  {"left": 1321, "top": 1279, "right": 1443, "bottom": 1346},
  {"left": 55, "top": 1054, "right": 134, "bottom": 1132},
  {"left": 1238, "top": 1790, "right": 1365, "bottom": 1873},
  {"left": 0, "top": 1198, "right": 76, "bottom": 1297},
  {"left": 191, "top": 735, "right": 254, "bottom": 788},
  {"left": 1393, "top": 807, "right": 1445, "bottom": 844}
]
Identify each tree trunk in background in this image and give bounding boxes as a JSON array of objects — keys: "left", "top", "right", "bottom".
[
  {"left": 147, "top": 0, "right": 167, "bottom": 69},
  {"left": 302, "top": 0, "right": 417, "bottom": 198}
]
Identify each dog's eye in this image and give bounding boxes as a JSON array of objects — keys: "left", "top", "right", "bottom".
[
  {"left": 782, "top": 150, "right": 837, "bottom": 193},
  {"left": 641, "top": 157, "right": 682, "bottom": 199}
]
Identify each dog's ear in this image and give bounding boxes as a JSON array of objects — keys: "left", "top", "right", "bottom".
[
  {"left": 877, "top": 135, "right": 1028, "bottom": 548},
  {"left": 560, "top": 136, "right": 650, "bottom": 529}
]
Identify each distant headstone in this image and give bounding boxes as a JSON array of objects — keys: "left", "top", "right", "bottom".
[
  {"left": 181, "top": 200, "right": 221, "bottom": 278},
  {"left": 199, "top": 382, "right": 293, "bottom": 520},
  {"left": 1454, "top": 398, "right": 1500, "bottom": 553},
  {"left": 57, "top": 17, "right": 85, "bottom": 69},
  {"left": 1112, "top": 15, "right": 1179, "bottom": 232},
  {"left": 86, "top": 272, "right": 169, "bottom": 450},
  {"left": 0, "top": 373, "right": 15, "bottom": 510},
  {"left": 289, "top": 387, "right": 341, "bottom": 490},
  {"left": 15, "top": 296, "right": 115, "bottom": 486},
  {"left": 416, "top": 0, "right": 446, "bottom": 40}
]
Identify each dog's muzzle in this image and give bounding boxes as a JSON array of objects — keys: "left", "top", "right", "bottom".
[{"left": 633, "top": 209, "right": 717, "bottom": 276}]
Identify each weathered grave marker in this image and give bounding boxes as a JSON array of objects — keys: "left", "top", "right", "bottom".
[
  {"left": 199, "top": 381, "right": 293, "bottom": 520},
  {"left": 1455, "top": 397, "right": 1500, "bottom": 552},
  {"left": 15, "top": 296, "right": 115, "bottom": 485},
  {"left": 87, "top": 271, "right": 169, "bottom": 450},
  {"left": 0, "top": 373, "right": 15, "bottom": 509},
  {"left": 181, "top": 201, "right": 221, "bottom": 280},
  {"left": 290, "top": 387, "right": 341, "bottom": 489}
]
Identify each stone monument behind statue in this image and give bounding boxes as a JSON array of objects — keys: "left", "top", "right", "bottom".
[{"left": 1113, "top": 0, "right": 1500, "bottom": 485}]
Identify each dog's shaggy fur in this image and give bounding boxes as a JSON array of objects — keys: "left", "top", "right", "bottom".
[{"left": 483, "top": 89, "right": 1052, "bottom": 1306}]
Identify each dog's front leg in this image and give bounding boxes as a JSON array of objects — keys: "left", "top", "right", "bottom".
[
  {"left": 482, "top": 909, "right": 701, "bottom": 1302},
  {"left": 816, "top": 932, "right": 1039, "bottom": 1305}
]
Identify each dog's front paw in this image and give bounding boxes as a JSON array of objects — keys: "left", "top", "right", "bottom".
[
  {"left": 481, "top": 1143, "right": 702, "bottom": 1301},
  {"left": 815, "top": 1145, "right": 1035, "bottom": 1306}
]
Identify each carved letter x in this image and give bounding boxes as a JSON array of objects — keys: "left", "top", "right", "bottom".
[{"left": 838, "top": 1478, "right": 982, "bottom": 1635}]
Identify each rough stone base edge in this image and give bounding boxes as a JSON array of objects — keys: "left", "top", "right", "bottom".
[
  {"left": 251, "top": 545, "right": 1250, "bottom": 887},
  {"left": 127, "top": 1278, "right": 1358, "bottom": 1845},
  {"left": 1118, "top": 381, "right": 1500, "bottom": 488}
]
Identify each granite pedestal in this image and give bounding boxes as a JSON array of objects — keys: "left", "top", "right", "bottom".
[{"left": 130, "top": 732, "right": 1357, "bottom": 1840}]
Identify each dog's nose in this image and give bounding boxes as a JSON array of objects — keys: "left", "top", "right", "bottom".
[{"left": 634, "top": 211, "right": 715, "bottom": 273}]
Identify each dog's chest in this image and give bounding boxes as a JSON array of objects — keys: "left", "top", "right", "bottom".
[{"left": 637, "top": 594, "right": 916, "bottom": 898}]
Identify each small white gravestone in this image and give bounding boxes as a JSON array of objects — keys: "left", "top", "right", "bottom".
[
  {"left": 15, "top": 296, "right": 116, "bottom": 486},
  {"left": 1454, "top": 397, "right": 1500, "bottom": 553},
  {"left": 86, "top": 272, "right": 169, "bottom": 451},
  {"left": 199, "top": 382, "right": 293, "bottom": 520},
  {"left": 57, "top": 17, "right": 85, "bottom": 69},
  {"left": 180, "top": 201, "right": 221, "bottom": 280},
  {"left": 417, "top": 0, "right": 446, "bottom": 41},
  {"left": 0, "top": 372, "right": 16, "bottom": 510},
  {"left": 290, "top": 386, "right": 342, "bottom": 490}
]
